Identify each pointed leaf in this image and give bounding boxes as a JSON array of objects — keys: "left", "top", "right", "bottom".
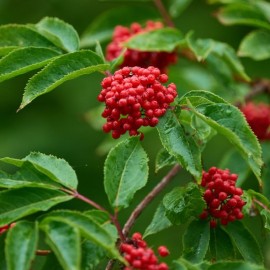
[
  {"left": 41, "top": 210, "right": 123, "bottom": 261},
  {"left": 182, "top": 219, "right": 210, "bottom": 263},
  {"left": 186, "top": 100, "right": 262, "bottom": 184},
  {"left": 0, "top": 187, "right": 72, "bottom": 226},
  {"left": 125, "top": 28, "right": 183, "bottom": 52},
  {"left": 19, "top": 50, "right": 109, "bottom": 109},
  {"left": 80, "top": 6, "right": 159, "bottom": 47},
  {"left": 223, "top": 221, "right": 263, "bottom": 264},
  {"left": 1, "top": 152, "right": 78, "bottom": 189},
  {"left": 169, "top": 0, "right": 193, "bottom": 18},
  {"left": 216, "top": 4, "right": 270, "bottom": 30},
  {"left": 5, "top": 221, "right": 38, "bottom": 270},
  {"left": 163, "top": 183, "right": 205, "bottom": 225},
  {"left": 104, "top": 137, "right": 148, "bottom": 210},
  {"left": 0, "top": 47, "right": 60, "bottom": 82},
  {"left": 40, "top": 219, "right": 81, "bottom": 270},
  {"left": 157, "top": 110, "right": 202, "bottom": 180},
  {"left": 144, "top": 203, "right": 172, "bottom": 238},
  {"left": 35, "top": 17, "right": 80, "bottom": 52},
  {"left": 155, "top": 148, "right": 177, "bottom": 173},
  {"left": 238, "top": 30, "right": 270, "bottom": 60},
  {"left": 0, "top": 25, "right": 59, "bottom": 56}
]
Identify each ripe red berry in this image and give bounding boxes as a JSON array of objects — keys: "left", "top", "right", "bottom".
[
  {"left": 158, "top": 246, "right": 170, "bottom": 257},
  {"left": 98, "top": 66, "right": 177, "bottom": 140},
  {"left": 106, "top": 21, "right": 177, "bottom": 73}
]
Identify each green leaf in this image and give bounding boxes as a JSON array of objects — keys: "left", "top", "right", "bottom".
[
  {"left": 238, "top": 30, "right": 270, "bottom": 60},
  {"left": 0, "top": 234, "right": 7, "bottom": 270},
  {"left": 169, "top": 0, "right": 193, "bottom": 18},
  {"left": 0, "top": 187, "right": 72, "bottom": 226},
  {"left": 222, "top": 221, "right": 263, "bottom": 264},
  {"left": 0, "top": 162, "right": 61, "bottom": 190},
  {"left": 41, "top": 254, "right": 62, "bottom": 270},
  {"left": 0, "top": 25, "right": 59, "bottom": 56},
  {"left": 157, "top": 110, "right": 202, "bottom": 180},
  {"left": 208, "top": 261, "right": 265, "bottom": 270},
  {"left": 173, "top": 258, "right": 201, "bottom": 270},
  {"left": 41, "top": 210, "right": 123, "bottom": 261},
  {"left": 185, "top": 99, "right": 262, "bottom": 184},
  {"left": 155, "top": 148, "right": 177, "bottom": 173},
  {"left": 209, "top": 226, "right": 236, "bottom": 261},
  {"left": 5, "top": 221, "right": 38, "bottom": 270},
  {"left": 19, "top": 50, "right": 109, "bottom": 110},
  {"left": 163, "top": 183, "right": 205, "bottom": 225},
  {"left": 1, "top": 152, "right": 78, "bottom": 189},
  {"left": 104, "top": 137, "right": 148, "bottom": 210},
  {"left": 125, "top": 28, "right": 183, "bottom": 52},
  {"left": 35, "top": 17, "right": 80, "bottom": 52},
  {"left": 0, "top": 47, "right": 60, "bottom": 82},
  {"left": 80, "top": 6, "right": 159, "bottom": 47},
  {"left": 40, "top": 219, "right": 81, "bottom": 270},
  {"left": 182, "top": 219, "right": 210, "bottom": 263},
  {"left": 144, "top": 203, "right": 172, "bottom": 238},
  {"left": 216, "top": 4, "right": 270, "bottom": 30}
]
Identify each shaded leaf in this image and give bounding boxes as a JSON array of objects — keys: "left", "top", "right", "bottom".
[
  {"left": 223, "top": 221, "right": 263, "bottom": 264},
  {"left": 40, "top": 219, "right": 81, "bottom": 270},
  {"left": 0, "top": 187, "right": 72, "bottom": 226},
  {"left": 0, "top": 234, "right": 7, "bottom": 270},
  {"left": 157, "top": 110, "right": 202, "bottom": 180},
  {"left": 0, "top": 47, "right": 60, "bottom": 82},
  {"left": 41, "top": 254, "right": 62, "bottom": 270},
  {"left": 238, "top": 30, "right": 270, "bottom": 60},
  {"left": 208, "top": 261, "right": 265, "bottom": 270},
  {"left": 163, "top": 183, "right": 205, "bottom": 225},
  {"left": 182, "top": 219, "right": 210, "bottom": 263},
  {"left": 173, "top": 257, "right": 202, "bottom": 270},
  {"left": 5, "top": 221, "right": 38, "bottom": 270},
  {"left": 1, "top": 152, "right": 78, "bottom": 189},
  {"left": 169, "top": 0, "right": 193, "bottom": 18},
  {"left": 19, "top": 50, "right": 109, "bottom": 110},
  {"left": 125, "top": 28, "right": 184, "bottom": 52},
  {"left": 35, "top": 17, "right": 80, "bottom": 52},
  {"left": 155, "top": 148, "right": 177, "bottom": 173},
  {"left": 0, "top": 25, "right": 59, "bottom": 56},
  {"left": 144, "top": 203, "right": 172, "bottom": 238},
  {"left": 104, "top": 137, "right": 148, "bottom": 209},
  {"left": 80, "top": 6, "right": 159, "bottom": 47}
]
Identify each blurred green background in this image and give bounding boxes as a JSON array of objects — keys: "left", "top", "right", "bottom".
[{"left": 0, "top": 0, "right": 270, "bottom": 265}]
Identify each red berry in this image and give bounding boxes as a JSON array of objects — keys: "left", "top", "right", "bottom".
[{"left": 158, "top": 246, "right": 170, "bottom": 257}]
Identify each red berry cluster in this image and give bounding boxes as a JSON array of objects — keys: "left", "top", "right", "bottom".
[
  {"left": 120, "top": 232, "right": 169, "bottom": 270},
  {"left": 98, "top": 66, "right": 177, "bottom": 140},
  {"left": 106, "top": 21, "right": 177, "bottom": 73},
  {"left": 199, "top": 167, "right": 245, "bottom": 228},
  {"left": 240, "top": 101, "right": 270, "bottom": 141},
  {"left": 0, "top": 223, "right": 16, "bottom": 235}
]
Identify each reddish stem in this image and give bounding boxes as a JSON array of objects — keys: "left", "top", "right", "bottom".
[
  {"left": 36, "top": 250, "right": 51, "bottom": 256},
  {"left": 153, "top": 0, "right": 175, "bottom": 27},
  {"left": 253, "top": 198, "right": 270, "bottom": 212}
]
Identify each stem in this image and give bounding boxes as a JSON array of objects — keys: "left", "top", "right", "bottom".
[
  {"left": 253, "top": 198, "right": 270, "bottom": 212},
  {"left": 123, "top": 164, "right": 181, "bottom": 236},
  {"left": 105, "top": 259, "right": 116, "bottom": 270},
  {"left": 36, "top": 250, "right": 51, "bottom": 256},
  {"left": 153, "top": 0, "right": 175, "bottom": 27}
]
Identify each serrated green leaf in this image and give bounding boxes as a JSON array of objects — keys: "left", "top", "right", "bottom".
[
  {"left": 169, "top": 0, "right": 193, "bottom": 18},
  {"left": 144, "top": 203, "right": 172, "bottom": 238},
  {"left": 209, "top": 226, "right": 236, "bottom": 261},
  {"left": 19, "top": 50, "right": 109, "bottom": 110},
  {"left": 125, "top": 28, "right": 183, "bottom": 52},
  {"left": 155, "top": 148, "right": 177, "bottom": 173},
  {"left": 208, "top": 261, "right": 265, "bottom": 270},
  {"left": 260, "top": 209, "right": 270, "bottom": 232},
  {"left": 5, "top": 221, "right": 38, "bottom": 270},
  {"left": 238, "top": 30, "right": 270, "bottom": 60},
  {"left": 0, "top": 187, "right": 72, "bottom": 226},
  {"left": 0, "top": 47, "right": 60, "bottom": 82},
  {"left": 1, "top": 152, "right": 78, "bottom": 189},
  {"left": 0, "top": 25, "right": 59, "bottom": 56},
  {"left": 95, "top": 41, "right": 106, "bottom": 63},
  {"left": 41, "top": 210, "right": 123, "bottom": 261},
  {"left": 80, "top": 6, "right": 159, "bottom": 47},
  {"left": 40, "top": 219, "right": 81, "bottom": 270},
  {"left": 216, "top": 4, "right": 270, "bottom": 30},
  {"left": 187, "top": 100, "right": 262, "bottom": 184},
  {"left": 223, "top": 221, "right": 264, "bottom": 264},
  {"left": 157, "top": 110, "right": 202, "bottom": 180},
  {"left": 35, "top": 17, "right": 80, "bottom": 52},
  {"left": 104, "top": 137, "right": 148, "bottom": 210},
  {"left": 163, "top": 183, "right": 205, "bottom": 225},
  {"left": 0, "top": 162, "right": 61, "bottom": 189},
  {"left": 182, "top": 219, "right": 210, "bottom": 263}
]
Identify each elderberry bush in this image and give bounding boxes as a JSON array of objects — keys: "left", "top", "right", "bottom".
[{"left": 0, "top": 1, "right": 270, "bottom": 270}]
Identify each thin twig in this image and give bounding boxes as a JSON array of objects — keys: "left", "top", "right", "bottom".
[
  {"left": 122, "top": 164, "right": 181, "bottom": 237},
  {"left": 253, "top": 198, "right": 270, "bottom": 212},
  {"left": 105, "top": 259, "right": 116, "bottom": 270},
  {"left": 153, "top": 0, "right": 175, "bottom": 27},
  {"left": 36, "top": 250, "right": 51, "bottom": 256}
]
